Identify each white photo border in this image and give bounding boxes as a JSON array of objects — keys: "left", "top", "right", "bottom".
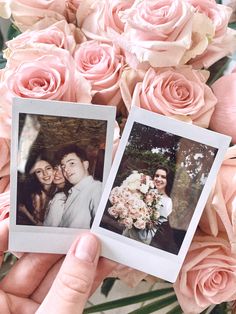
[
  {"left": 92, "top": 106, "right": 231, "bottom": 283},
  {"left": 9, "top": 97, "right": 116, "bottom": 254}
]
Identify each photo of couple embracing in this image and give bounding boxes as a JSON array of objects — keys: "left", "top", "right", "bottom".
[{"left": 17, "top": 144, "right": 102, "bottom": 229}]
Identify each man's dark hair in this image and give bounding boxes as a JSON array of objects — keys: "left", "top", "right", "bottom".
[{"left": 56, "top": 144, "right": 88, "bottom": 164}]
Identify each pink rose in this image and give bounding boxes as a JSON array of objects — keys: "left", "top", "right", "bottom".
[
  {"left": 6, "top": 20, "right": 83, "bottom": 55},
  {"left": 0, "top": 114, "right": 11, "bottom": 194},
  {"left": 0, "top": 191, "right": 10, "bottom": 222},
  {"left": 188, "top": 0, "right": 232, "bottom": 37},
  {"left": 122, "top": 66, "right": 217, "bottom": 128},
  {"left": 115, "top": 0, "right": 195, "bottom": 68},
  {"left": 74, "top": 40, "right": 124, "bottom": 108},
  {"left": 65, "top": 0, "right": 80, "bottom": 24},
  {"left": 174, "top": 233, "right": 236, "bottom": 314},
  {"left": 209, "top": 73, "right": 236, "bottom": 143},
  {"left": 110, "top": 264, "right": 147, "bottom": 287},
  {"left": 10, "top": 0, "right": 66, "bottom": 31},
  {"left": 0, "top": 138, "right": 10, "bottom": 187},
  {"left": 0, "top": 46, "right": 91, "bottom": 116},
  {"left": 188, "top": 1, "right": 236, "bottom": 69},
  {"left": 199, "top": 145, "right": 236, "bottom": 252},
  {"left": 78, "top": 0, "right": 134, "bottom": 41}
]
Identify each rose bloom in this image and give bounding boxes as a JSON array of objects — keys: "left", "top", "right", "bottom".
[
  {"left": 10, "top": 0, "right": 66, "bottom": 31},
  {"left": 134, "top": 219, "right": 146, "bottom": 230},
  {"left": 0, "top": 191, "right": 10, "bottom": 222},
  {"left": 209, "top": 73, "right": 236, "bottom": 143},
  {"left": 74, "top": 40, "right": 124, "bottom": 108},
  {"left": 78, "top": 0, "right": 134, "bottom": 41},
  {"left": 187, "top": 0, "right": 232, "bottom": 37},
  {"left": 6, "top": 20, "right": 83, "bottom": 56},
  {"left": 116, "top": 0, "right": 198, "bottom": 68},
  {"left": 0, "top": 46, "right": 91, "bottom": 116},
  {"left": 188, "top": 1, "right": 236, "bottom": 69},
  {"left": 174, "top": 233, "right": 236, "bottom": 314},
  {"left": 65, "top": 0, "right": 80, "bottom": 24},
  {"left": 122, "top": 66, "right": 216, "bottom": 128},
  {"left": 199, "top": 145, "right": 236, "bottom": 252}
]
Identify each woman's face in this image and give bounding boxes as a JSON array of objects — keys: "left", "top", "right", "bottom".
[
  {"left": 154, "top": 169, "right": 167, "bottom": 193},
  {"left": 33, "top": 160, "right": 54, "bottom": 186},
  {"left": 53, "top": 165, "right": 65, "bottom": 187}
]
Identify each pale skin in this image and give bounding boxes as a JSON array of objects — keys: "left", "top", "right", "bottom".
[
  {"left": 0, "top": 225, "right": 116, "bottom": 314},
  {"left": 153, "top": 169, "right": 168, "bottom": 194},
  {"left": 60, "top": 153, "right": 89, "bottom": 186},
  {"left": 19, "top": 160, "right": 55, "bottom": 225}
]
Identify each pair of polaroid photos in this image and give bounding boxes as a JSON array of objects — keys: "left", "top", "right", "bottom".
[{"left": 9, "top": 98, "right": 231, "bottom": 283}]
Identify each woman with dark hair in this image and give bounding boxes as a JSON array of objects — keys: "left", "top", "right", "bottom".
[
  {"left": 132, "top": 166, "right": 173, "bottom": 245},
  {"left": 17, "top": 155, "right": 55, "bottom": 226},
  {"left": 43, "top": 162, "right": 71, "bottom": 227},
  {"left": 153, "top": 165, "right": 173, "bottom": 220}
]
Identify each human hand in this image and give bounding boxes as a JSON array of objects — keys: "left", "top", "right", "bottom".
[{"left": 0, "top": 232, "right": 116, "bottom": 314}]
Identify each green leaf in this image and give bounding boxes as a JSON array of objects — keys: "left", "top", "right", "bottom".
[
  {"left": 127, "top": 294, "right": 177, "bottom": 314},
  {"left": 0, "top": 52, "right": 7, "bottom": 69},
  {"left": 100, "top": 277, "right": 117, "bottom": 297},
  {"left": 207, "top": 57, "right": 231, "bottom": 86},
  {"left": 7, "top": 23, "right": 21, "bottom": 41},
  {"left": 0, "top": 30, "right": 4, "bottom": 51},
  {"left": 84, "top": 287, "right": 174, "bottom": 314},
  {"left": 228, "top": 22, "right": 236, "bottom": 30},
  {"left": 0, "top": 253, "right": 17, "bottom": 280},
  {"left": 210, "top": 303, "right": 228, "bottom": 314},
  {"left": 166, "top": 304, "right": 183, "bottom": 314}
]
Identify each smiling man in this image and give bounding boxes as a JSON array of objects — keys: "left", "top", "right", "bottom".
[{"left": 56, "top": 144, "right": 102, "bottom": 229}]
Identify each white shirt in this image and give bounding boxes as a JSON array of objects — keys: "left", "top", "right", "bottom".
[
  {"left": 44, "top": 192, "right": 67, "bottom": 227},
  {"left": 59, "top": 176, "right": 102, "bottom": 229}
]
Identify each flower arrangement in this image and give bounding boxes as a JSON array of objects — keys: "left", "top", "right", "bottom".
[
  {"left": 108, "top": 171, "right": 164, "bottom": 232},
  {"left": 0, "top": 0, "right": 236, "bottom": 313}
]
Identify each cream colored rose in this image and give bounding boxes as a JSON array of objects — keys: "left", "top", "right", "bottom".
[
  {"left": 116, "top": 0, "right": 195, "bottom": 68},
  {"left": 10, "top": 0, "right": 66, "bottom": 31},
  {"left": 0, "top": 0, "right": 11, "bottom": 18}
]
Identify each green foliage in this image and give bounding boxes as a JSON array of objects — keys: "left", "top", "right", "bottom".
[
  {"left": 7, "top": 23, "right": 21, "bottom": 41},
  {"left": 84, "top": 287, "right": 174, "bottom": 313},
  {"left": 0, "top": 29, "right": 3, "bottom": 51},
  {"left": 229, "top": 22, "right": 236, "bottom": 30},
  {"left": 0, "top": 253, "right": 18, "bottom": 281},
  {"left": 101, "top": 278, "right": 117, "bottom": 297},
  {"left": 0, "top": 52, "right": 7, "bottom": 69}
]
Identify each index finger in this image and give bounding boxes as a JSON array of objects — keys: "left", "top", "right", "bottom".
[{"left": 0, "top": 252, "right": 62, "bottom": 297}]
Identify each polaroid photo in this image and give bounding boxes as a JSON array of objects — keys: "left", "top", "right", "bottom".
[
  {"left": 9, "top": 97, "right": 116, "bottom": 254},
  {"left": 92, "top": 107, "right": 231, "bottom": 283}
]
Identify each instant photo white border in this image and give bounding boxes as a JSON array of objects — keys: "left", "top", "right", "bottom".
[
  {"left": 92, "top": 107, "right": 231, "bottom": 283},
  {"left": 9, "top": 97, "right": 116, "bottom": 254}
]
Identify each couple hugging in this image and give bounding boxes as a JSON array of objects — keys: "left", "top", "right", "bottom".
[{"left": 18, "top": 144, "right": 102, "bottom": 229}]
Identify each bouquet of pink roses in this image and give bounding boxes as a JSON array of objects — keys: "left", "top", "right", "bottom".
[
  {"left": 108, "top": 171, "right": 164, "bottom": 231},
  {"left": 0, "top": 0, "right": 236, "bottom": 313}
]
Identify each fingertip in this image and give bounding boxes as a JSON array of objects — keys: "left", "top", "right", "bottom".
[{"left": 69, "top": 232, "right": 100, "bottom": 264}]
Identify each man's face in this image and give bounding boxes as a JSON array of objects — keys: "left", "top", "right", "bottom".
[{"left": 61, "top": 153, "right": 89, "bottom": 185}]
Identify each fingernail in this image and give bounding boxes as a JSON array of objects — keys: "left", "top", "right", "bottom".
[{"left": 75, "top": 234, "right": 98, "bottom": 263}]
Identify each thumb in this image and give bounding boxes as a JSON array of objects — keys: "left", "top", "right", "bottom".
[{"left": 37, "top": 232, "right": 100, "bottom": 314}]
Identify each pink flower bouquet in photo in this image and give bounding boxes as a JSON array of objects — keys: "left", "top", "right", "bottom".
[
  {"left": 108, "top": 171, "right": 164, "bottom": 234},
  {"left": 0, "top": 0, "right": 236, "bottom": 313}
]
